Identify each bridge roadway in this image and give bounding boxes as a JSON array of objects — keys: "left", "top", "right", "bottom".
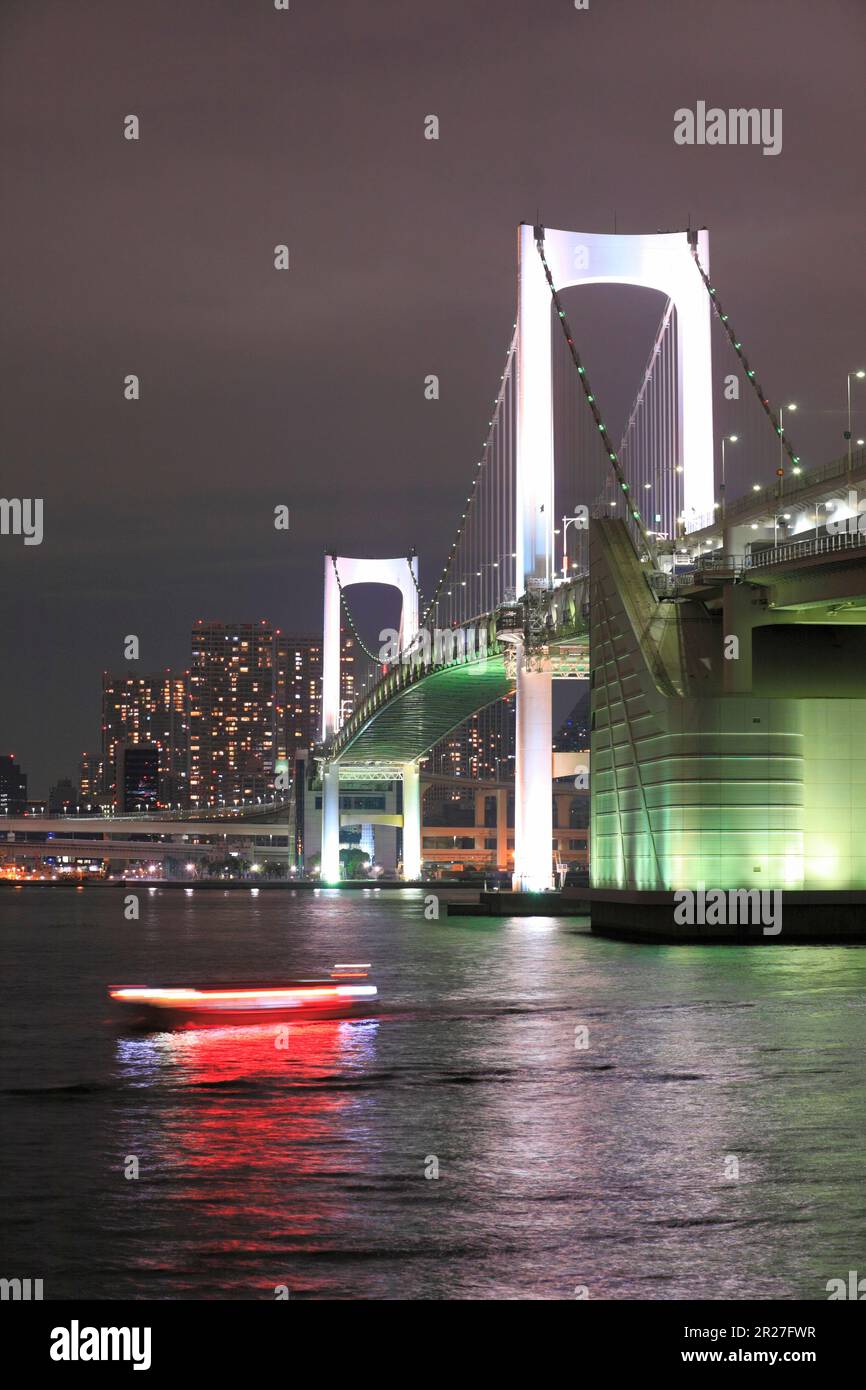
[
  {"left": 0, "top": 838, "right": 230, "bottom": 863},
  {"left": 0, "top": 815, "right": 291, "bottom": 838},
  {"left": 314, "top": 575, "right": 589, "bottom": 884},
  {"left": 325, "top": 574, "right": 590, "bottom": 768},
  {"left": 681, "top": 444, "right": 866, "bottom": 554},
  {"left": 0, "top": 776, "right": 534, "bottom": 873}
]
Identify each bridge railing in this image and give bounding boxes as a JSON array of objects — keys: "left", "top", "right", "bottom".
[
  {"left": 326, "top": 612, "right": 504, "bottom": 761},
  {"left": 744, "top": 527, "right": 866, "bottom": 569},
  {"left": 649, "top": 571, "right": 697, "bottom": 595},
  {"left": 650, "top": 527, "right": 866, "bottom": 594},
  {"left": 324, "top": 575, "right": 593, "bottom": 762},
  {"left": 13, "top": 800, "right": 293, "bottom": 824}
]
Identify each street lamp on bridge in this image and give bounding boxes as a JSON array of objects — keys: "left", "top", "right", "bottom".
[
  {"left": 560, "top": 510, "right": 587, "bottom": 578},
  {"left": 720, "top": 434, "right": 737, "bottom": 520},
  {"left": 778, "top": 403, "right": 797, "bottom": 497},
  {"left": 847, "top": 370, "right": 865, "bottom": 473}
]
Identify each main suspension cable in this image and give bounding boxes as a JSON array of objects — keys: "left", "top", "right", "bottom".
[{"left": 328, "top": 554, "right": 382, "bottom": 664}]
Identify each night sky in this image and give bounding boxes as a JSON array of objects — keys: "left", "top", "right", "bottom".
[{"left": 1, "top": 0, "right": 863, "bottom": 794}]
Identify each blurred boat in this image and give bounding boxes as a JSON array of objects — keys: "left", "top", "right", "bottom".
[{"left": 109, "top": 965, "right": 377, "bottom": 1030}]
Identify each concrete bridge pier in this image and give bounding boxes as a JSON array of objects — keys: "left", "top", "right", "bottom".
[
  {"left": 401, "top": 761, "right": 422, "bottom": 881},
  {"left": 474, "top": 787, "right": 510, "bottom": 872},
  {"left": 321, "top": 762, "right": 341, "bottom": 883},
  {"left": 512, "top": 650, "right": 554, "bottom": 892},
  {"left": 496, "top": 788, "right": 509, "bottom": 872}
]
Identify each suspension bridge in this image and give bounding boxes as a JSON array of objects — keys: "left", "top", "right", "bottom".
[
  {"left": 316, "top": 222, "right": 866, "bottom": 923},
  {"left": 9, "top": 221, "right": 863, "bottom": 925}
]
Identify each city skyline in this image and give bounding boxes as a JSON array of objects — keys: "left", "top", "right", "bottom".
[
  {"left": 2, "top": 0, "right": 864, "bottom": 796},
  {"left": 15, "top": 622, "right": 352, "bottom": 804},
  {"left": 5, "top": 612, "right": 542, "bottom": 806}
]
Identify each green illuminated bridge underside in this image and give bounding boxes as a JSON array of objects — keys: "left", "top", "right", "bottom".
[
  {"left": 335, "top": 651, "right": 513, "bottom": 765},
  {"left": 327, "top": 578, "right": 590, "bottom": 767}
]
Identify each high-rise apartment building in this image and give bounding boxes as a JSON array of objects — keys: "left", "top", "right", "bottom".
[
  {"left": 48, "top": 777, "right": 77, "bottom": 813},
  {"left": 275, "top": 631, "right": 359, "bottom": 767},
  {"left": 101, "top": 672, "right": 189, "bottom": 809},
  {"left": 275, "top": 634, "right": 322, "bottom": 768},
  {"left": 424, "top": 696, "right": 516, "bottom": 781},
  {"left": 117, "top": 745, "right": 160, "bottom": 812},
  {"left": 189, "top": 622, "right": 276, "bottom": 808},
  {"left": 340, "top": 634, "right": 357, "bottom": 728},
  {"left": 77, "top": 751, "right": 103, "bottom": 807},
  {"left": 0, "top": 754, "right": 27, "bottom": 815}
]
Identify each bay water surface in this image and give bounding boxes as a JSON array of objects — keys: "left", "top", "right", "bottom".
[{"left": 1, "top": 885, "right": 864, "bottom": 1300}]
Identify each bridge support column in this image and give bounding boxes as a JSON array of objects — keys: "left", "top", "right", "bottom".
[
  {"left": 496, "top": 787, "right": 509, "bottom": 872},
  {"left": 321, "top": 763, "right": 341, "bottom": 883},
  {"left": 513, "top": 652, "right": 553, "bottom": 892},
  {"left": 723, "top": 521, "right": 753, "bottom": 560},
  {"left": 401, "top": 762, "right": 422, "bottom": 881},
  {"left": 722, "top": 582, "right": 757, "bottom": 694},
  {"left": 517, "top": 223, "right": 555, "bottom": 588}
]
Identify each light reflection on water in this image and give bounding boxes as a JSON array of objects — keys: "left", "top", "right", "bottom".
[{"left": 1, "top": 886, "right": 865, "bottom": 1299}]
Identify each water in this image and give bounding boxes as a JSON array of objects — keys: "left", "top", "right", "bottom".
[{"left": 1, "top": 885, "right": 864, "bottom": 1300}]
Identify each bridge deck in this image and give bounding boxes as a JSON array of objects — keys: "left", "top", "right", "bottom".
[{"left": 337, "top": 654, "right": 512, "bottom": 765}]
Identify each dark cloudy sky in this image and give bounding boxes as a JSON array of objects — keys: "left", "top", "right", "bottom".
[{"left": 1, "top": 0, "right": 864, "bottom": 794}]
